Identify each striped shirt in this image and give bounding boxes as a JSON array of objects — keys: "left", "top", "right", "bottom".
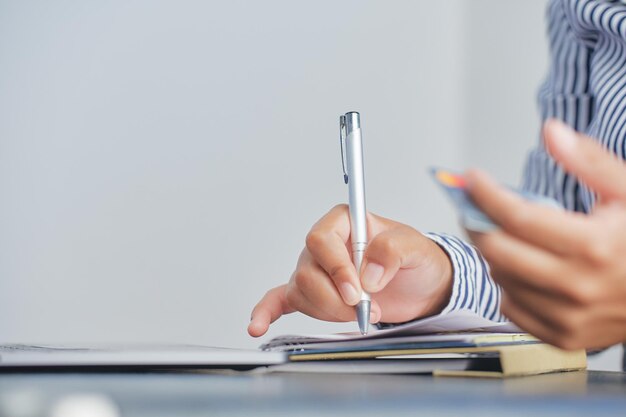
[{"left": 427, "top": 0, "right": 626, "bottom": 366}]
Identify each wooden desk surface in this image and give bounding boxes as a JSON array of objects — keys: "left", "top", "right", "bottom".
[{"left": 1, "top": 370, "right": 625, "bottom": 416}]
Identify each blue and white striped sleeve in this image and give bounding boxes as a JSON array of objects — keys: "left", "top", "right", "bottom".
[{"left": 425, "top": 232, "right": 504, "bottom": 322}]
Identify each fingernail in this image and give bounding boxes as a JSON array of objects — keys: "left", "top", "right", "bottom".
[
  {"left": 362, "top": 263, "right": 385, "bottom": 289},
  {"left": 340, "top": 282, "right": 360, "bottom": 304}
]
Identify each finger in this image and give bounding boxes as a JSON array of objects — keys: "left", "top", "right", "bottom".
[
  {"left": 305, "top": 205, "right": 361, "bottom": 305},
  {"left": 495, "top": 272, "right": 575, "bottom": 332},
  {"left": 544, "top": 118, "right": 626, "bottom": 202},
  {"left": 471, "top": 230, "right": 567, "bottom": 294},
  {"left": 360, "top": 226, "right": 433, "bottom": 293},
  {"left": 289, "top": 266, "right": 383, "bottom": 323},
  {"left": 285, "top": 284, "right": 348, "bottom": 322},
  {"left": 501, "top": 291, "right": 581, "bottom": 349},
  {"left": 370, "top": 299, "right": 382, "bottom": 324},
  {"left": 248, "top": 285, "right": 295, "bottom": 337},
  {"left": 466, "top": 168, "right": 591, "bottom": 256},
  {"left": 500, "top": 293, "right": 563, "bottom": 348},
  {"left": 292, "top": 251, "right": 361, "bottom": 322}
]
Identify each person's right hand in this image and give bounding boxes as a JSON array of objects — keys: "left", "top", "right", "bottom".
[{"left": 247, "top": 205, "right": 454, "bottom": 337}]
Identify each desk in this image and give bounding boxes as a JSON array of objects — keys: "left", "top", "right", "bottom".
[{"left": 1, "top": 371, "right": 625, "bottom": 416}]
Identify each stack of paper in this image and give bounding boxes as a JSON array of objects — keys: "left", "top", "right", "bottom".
[{"left": 261, "top": 310, "right": 586, "bottom": 377}]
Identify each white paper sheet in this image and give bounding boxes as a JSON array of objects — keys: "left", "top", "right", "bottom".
[{"left": 261, "top": 309, "right": 520, "bottom": 350}]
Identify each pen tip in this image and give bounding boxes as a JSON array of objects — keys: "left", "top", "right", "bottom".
[{"left": 356, "top": 300, "right": 370, "bottom": 336}]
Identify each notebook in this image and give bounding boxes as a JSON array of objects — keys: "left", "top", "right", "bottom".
[{"left": 260, "top": 310, "right": 587, "bottom": 377}]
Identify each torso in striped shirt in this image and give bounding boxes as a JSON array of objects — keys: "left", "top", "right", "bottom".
[{"left": 523, "top": 0, "right": 626, "bottom": 212}]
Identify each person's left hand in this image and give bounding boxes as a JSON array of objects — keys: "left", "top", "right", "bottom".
[{"left": 466, "top": 119, "right": 626, "bottom": 350}]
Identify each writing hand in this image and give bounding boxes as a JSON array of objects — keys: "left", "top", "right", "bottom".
[{"left": 248, "top": 205, "right": 453, "bottom": 337}]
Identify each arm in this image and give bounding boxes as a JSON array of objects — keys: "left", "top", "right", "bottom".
[{"left": 248, "top": 200, "right": 510, "bottom": 339}]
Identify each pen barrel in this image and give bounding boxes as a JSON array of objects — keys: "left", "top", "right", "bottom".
[
  {"left": 344, "top": 112, "right": 360, "bottom": 135},
  {"left": 352, "top": 243, "right": 367, "bottom": 276},
  {"left": 345, "top": 113, "right": 368, "bottom": 289}
]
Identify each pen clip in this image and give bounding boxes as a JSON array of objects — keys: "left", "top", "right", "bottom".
[{"left": 339, "top": 115, "right": 348, "bottom": 184}]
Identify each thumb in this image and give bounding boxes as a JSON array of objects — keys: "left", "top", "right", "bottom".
[
  {"left": 544, "top": 119, "right": 626, "bottom": 202},
  {"left": 360, "top": 226, "right": 428, "bottom": 293}
]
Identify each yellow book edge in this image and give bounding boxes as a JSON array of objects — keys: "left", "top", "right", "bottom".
[{"left": 289, "top": 343, "right": 586, "bottom": 378}]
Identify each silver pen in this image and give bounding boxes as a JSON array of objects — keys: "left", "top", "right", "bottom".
[{"left": 339, "top": 111, "right": 371, "bottom": 335}]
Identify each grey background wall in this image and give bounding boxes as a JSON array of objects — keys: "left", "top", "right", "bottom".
[{"left": 0, "top": 0, "right": 621, "bottom": 369}]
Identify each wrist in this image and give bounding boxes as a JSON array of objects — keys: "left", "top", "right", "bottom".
[{"left": 422, "top": 242, "right": 453, "bottom": 316}]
